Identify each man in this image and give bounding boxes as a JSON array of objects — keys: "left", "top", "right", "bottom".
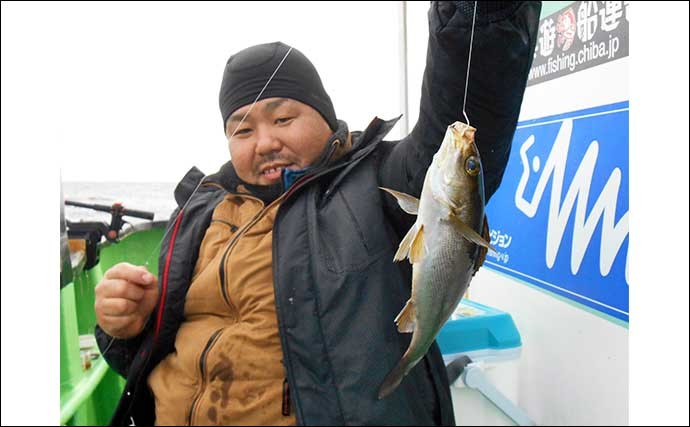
[{"left": 95, "top": 2, "right": 540, "bottom": 425}]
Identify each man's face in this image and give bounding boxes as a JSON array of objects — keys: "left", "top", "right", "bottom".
[{"left": 225, "top": 97, "right": 333, "bottom": 186}]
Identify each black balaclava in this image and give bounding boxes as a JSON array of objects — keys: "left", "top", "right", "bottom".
[{"left": 219, "top": 41, "right": 337, "bottom": 133}]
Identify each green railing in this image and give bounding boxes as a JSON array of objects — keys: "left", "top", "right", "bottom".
[{"left": 60, "top": 223, "right": 165, "bottom": 425}]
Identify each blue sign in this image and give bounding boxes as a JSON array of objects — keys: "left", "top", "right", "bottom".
[{"left": 485, "top": 101, "right": 629, "bottom": 322}]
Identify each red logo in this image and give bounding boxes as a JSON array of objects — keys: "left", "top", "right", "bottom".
[{"left": 557, "top": 8, "right": 576, "bottom": 51}]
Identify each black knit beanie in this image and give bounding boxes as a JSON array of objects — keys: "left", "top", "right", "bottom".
[{"left": 219, "top": 41, "right": 337, "bottom": 133}]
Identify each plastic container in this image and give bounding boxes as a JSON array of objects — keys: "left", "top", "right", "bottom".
[{"left": 437, "top": 299, "right": 531, "bottom": 426}]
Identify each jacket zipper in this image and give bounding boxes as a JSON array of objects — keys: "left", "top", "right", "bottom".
[
  {"left": 216, "top": 157, "right": 346, "bottom": 311},
  {"left": 187, "top": 328, "right": 224, "bottom": 426},
  {"left": 211, "top": 218, "right": 239, "bottom": 232},
  {"left": 217, "top": 193, "right": 287, "bottom": 311}
]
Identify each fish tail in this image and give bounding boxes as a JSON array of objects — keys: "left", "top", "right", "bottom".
[{"left": 377, "top": 354, "right": 413, "bottom": 400}]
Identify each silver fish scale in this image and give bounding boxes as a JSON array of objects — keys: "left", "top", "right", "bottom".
[{"left": 417, "top": 219, "right": 476, "bottom": 329}]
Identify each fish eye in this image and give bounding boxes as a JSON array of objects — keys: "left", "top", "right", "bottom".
[{"left": 465, "top": 156, "right": 480, "bottom": 176}]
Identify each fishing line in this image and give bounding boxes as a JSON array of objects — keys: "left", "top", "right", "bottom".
[
  {"left": 142, "top": 175, "right": 207, "bottom": 268},
  {"left": 100, "top": 334, "right": 118, "bottom": 359},
  {"left": 142, "top": 46, "right": 294, "bottom": 269},
  {"left": 103, "top": 47, "right": 294, "bottom": 358},
  {"left": 460, "top": 1, "right": 479, "bottom": 300},
  {"left": 227, "top": 46, "right": 294, "bottom": 141},
  {"left": 461, "top": 1, "right": 477, "bottom": 126},
  {"left": 144, "top": 47, "right": 292, "bottom": 265}
]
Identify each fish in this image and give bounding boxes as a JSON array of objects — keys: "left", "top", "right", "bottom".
[{"left": 378, "top": 121, "right": 494, "bottom": 399}]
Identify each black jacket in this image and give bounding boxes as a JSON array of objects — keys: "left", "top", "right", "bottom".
[{"left": 96, "top": 2, "right": 540, "bottom": 425}]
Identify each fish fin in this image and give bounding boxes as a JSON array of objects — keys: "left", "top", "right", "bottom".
[
  {"left": 393, "top": 224, "right": 416, "bottom": 262},
  {"left": 473, "top": 216, "right": 491, "bottom": 274},
  {"left": 409, "top": 224, "right": 426, "bottom": 263},
  {"left": 394, "top": 299, "right": 416, "bottom": 333},
  {"left": 447, "top": 215, "right": 493, "bottom": 250},
  {"left": 379, "top": 187, "right": 420, "bottom": 215},
  {"left": 394, "top": 223, "right": 426, "bottom": 263},
  {"left": 378, "top": 353, "right": 414, "bottom": 399}
]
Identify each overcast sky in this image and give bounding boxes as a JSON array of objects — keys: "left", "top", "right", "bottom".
[{"left": 2, "top": 1, "right": 426, "bottom": 182}]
